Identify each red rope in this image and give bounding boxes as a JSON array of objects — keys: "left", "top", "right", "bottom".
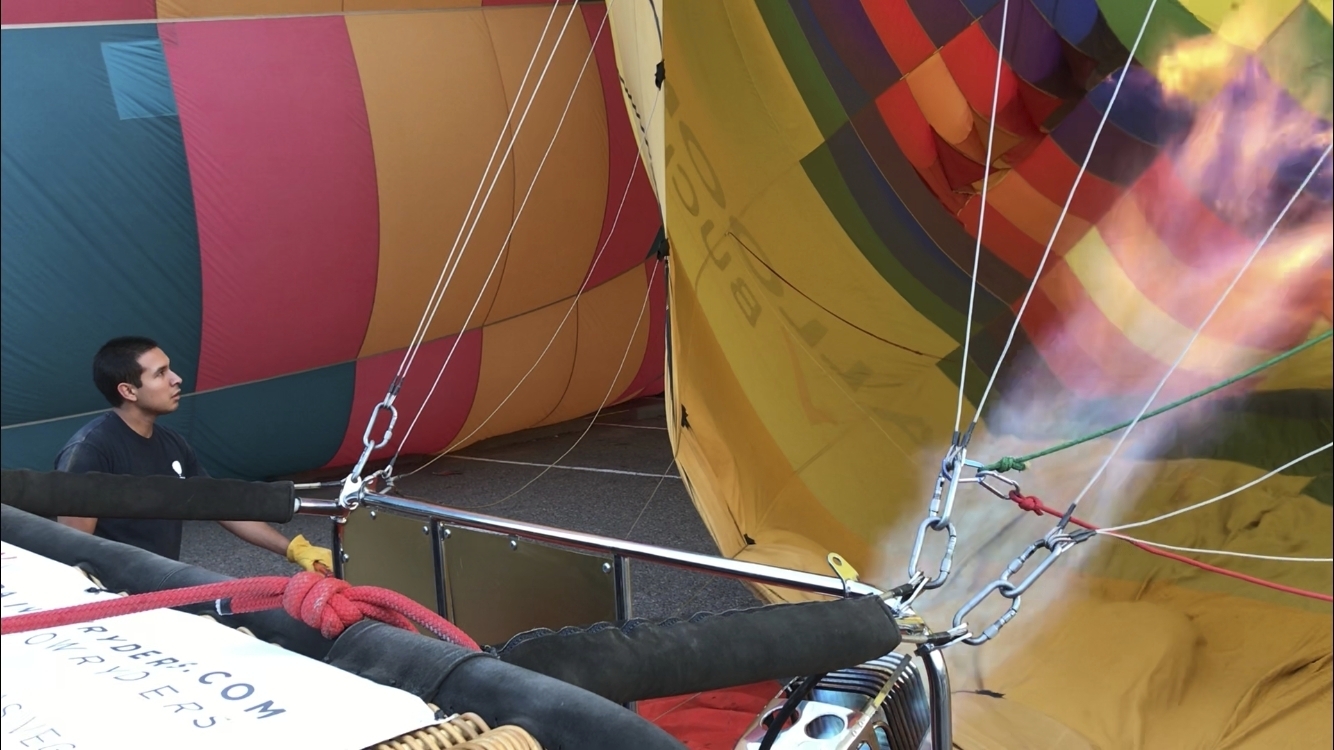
[
  {"left": 0, "top": 571, "right": 481, "bottom": 648},
  {"left": 1006, "top": 490, "right": 1333, "bottom": 603}
]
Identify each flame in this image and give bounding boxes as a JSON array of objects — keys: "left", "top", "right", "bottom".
[
  {"left": 1173, "top": 83, "right": 1329, "bottom": 226},
  {"left": 985, "top": 39, "right": 1332, "bottom": 509},
  {"left": 1171, "top": 65, "right": 1330, "bottom": 351},
  {"left": 872, "top": 25, "right": 1334, "bottom": 697},
  {"left": 1157, "top": 35, "right": 1242, "bottom": 104}
]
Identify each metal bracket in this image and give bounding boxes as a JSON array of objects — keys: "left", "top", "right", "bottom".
[{"left": 826, "top": 551, "right": 860, "bottom": 596}]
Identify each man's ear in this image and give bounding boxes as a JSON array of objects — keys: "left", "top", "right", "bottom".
[{"left": 117, "top": 382, "right": 137, "bottom": 403}]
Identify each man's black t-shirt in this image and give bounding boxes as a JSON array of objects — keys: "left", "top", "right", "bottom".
[{"left": 54, "top": 413, "right": 207, "bottom": 560}]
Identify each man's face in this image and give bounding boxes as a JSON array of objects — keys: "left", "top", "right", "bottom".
[{"left": 126, "top": 347, "right": 183, "bottom": 415}]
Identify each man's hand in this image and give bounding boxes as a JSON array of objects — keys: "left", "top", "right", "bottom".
[
  {"left": 57, "top": 516, "right": 98, "bottom": 534},
  {"left": 286, "top": 534, "right": 334, "bottom": 574},
  {"left": 219, "top": 520, "right": 292, "bottom": 556}
]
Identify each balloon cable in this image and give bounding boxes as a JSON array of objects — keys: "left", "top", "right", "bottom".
[
  {"left": 953, "top": 0, "right": 1009, "bottom": 435},
  {"left": 979, "top": 329, "right": 1334, "bottom": 473},
  {"left": 438, "top": 259, "right": 662, "bottom": 510},
  {"left": 626, "top": 450, "right": 683, "bottom": 541},
  {"left": 394, "top": 0, "right": 585, "bottom": 386},
  {"left": 1096, "top": 441, "right": 1332, "bottom": 537},
  {"left": 963, "top": 0, "right": 1162, "bottom": 440},
  {"left": 1001, "top": 488, "right": 1334, "bottom": 602},
  {"left": 395, "top": 82, "right": 663, "bottom": 473},
  {"left": 385, "top": 6, "right": 613, "bottom": 471}
]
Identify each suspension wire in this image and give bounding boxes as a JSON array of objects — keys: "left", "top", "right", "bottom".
[
  {"left": 395, "top": 0, "right": 585, "bottom": 387},
  {"left": 963, "top": 0, "right": 1162, "bottom": 442},
  {"left": 398, "top": 84, "right": 664, "bottom": 476},
  {"left": 980, "top": 329, "right": 1334, "bottom": 472},
  {"left": 1058, "top": 144, "right": 1332, "bottom": 520},
  {"left": 387, "top": 8, "right": 616, "bottom": 473},
  {"left": 390, "top": 0, "right": 564, "bottom": 387},
  {"left": 940, "top": 0, "right": 1330, "bottom": 626},
  {"left": 1097, "top": 533, "right": 1333, "bottom": 563},
  {"left": 336, "top": 0, "right": 574, "bottom": 489},
  {"left": 1098, "top": 442, "right": 1332, "bottom": 533},
  {"left": 953, "top": 0, "right": 1009, "bottom": 437},
  {"left": 909, "top": 11, "right": 1019, "bottom": 593},
  {"left": 450, "top": 259, "right": 661, "bottom": 510},
  {"left": 998, "top": 486, "right": 1334, "bottom": 601},
  {"left": 626, "top": 449, "right": 683, "bottom": 541}
]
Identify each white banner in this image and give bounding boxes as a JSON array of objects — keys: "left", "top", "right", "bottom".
[{"left": 0, "top": 541, "right": 438, "bottom": 750}]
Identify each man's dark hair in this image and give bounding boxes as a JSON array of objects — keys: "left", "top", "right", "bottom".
[{"left": 93, "top": 336, "right": 160, "bottom": 407}]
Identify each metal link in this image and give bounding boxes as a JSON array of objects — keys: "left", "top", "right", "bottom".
[
  {"left": 906, "top": 517, "right": 958, "bottom": 593},
  {"left": 904, "top": 445, "right": 967, "bottom": 602},
  {"left": 937, "top": 468, "right": 963, "bottom": 524},
  {"left": 347, "top": 399, "right": 397, "bottom": 481},
  {"left": 361, "top": 398, "right": 399, "bottom": 451},
  {"left": 1003, "top": 529, "right": 1082, "bottom": 598},
  {"left": 973, "top": 470, "right": 1020, "bottom": 500},
  {"left": 924, "top": 457, "right": 950, "bottom": 518},
  {"left": 340, "top": 395, "right": 400, "bottom": 511},
  {"left": 894, "top": 443, "right": 1093, "bottom": 648},
  {"left": 948, "top": 528, "right": 1089, "bottom": 646},
  {"left": 951, "top": 580, "right": 1020, "bottom": 646}
]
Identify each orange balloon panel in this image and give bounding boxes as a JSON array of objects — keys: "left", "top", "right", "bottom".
[
  {"left": 539, "top": 262, "right": 653, "bottom": 426},
  {"left": 451, "top": 295, "right": 580, "bottom": 451},
  {"left": 349, "top": 10, "right": 517, "bottom": 358},
  {"left": 479, "top": 5, "right": 610, "bottom": 324}
]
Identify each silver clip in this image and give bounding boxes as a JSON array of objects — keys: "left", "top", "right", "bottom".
[{"left": 948, "top": 531, "right": 1085, "bottom": 646}]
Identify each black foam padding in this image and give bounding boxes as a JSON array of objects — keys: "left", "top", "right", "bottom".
[
  {"left": 328, "top": 623, "right": 685, "bottom": 750},
  {"left": 2, "top": 468, "right": 295, "bottom": 522},
  {"left": 491, "top": 594, "right": 901, "bottom": 705},
  {"left": 0, "top": 505, "right": 685, "bottom": 750}
]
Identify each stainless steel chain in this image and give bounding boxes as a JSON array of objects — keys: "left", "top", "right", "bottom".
[
  {"left": 902, "top": 443, "right": 968, "bottom": 605},
  {"left": 944, "top": 478, "right": 1095, "bottom": 646},
  {"left": 897, "top": 444, "right": 1094, "bottom": 647},
  {"left": 340, "top": 377, "right": 404, "bottom": 511}
]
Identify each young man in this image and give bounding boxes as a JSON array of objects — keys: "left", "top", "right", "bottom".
[{"left": 55, "top": 336, "right": 332, "bottom": 572}]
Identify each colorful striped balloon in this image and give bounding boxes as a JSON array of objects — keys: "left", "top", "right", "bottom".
[
  {"left": 638, "top": 1, "right": 1331, "bottom": 747},
  {"left": 1, "top": 0, "right": 664, "bottom": 479}
]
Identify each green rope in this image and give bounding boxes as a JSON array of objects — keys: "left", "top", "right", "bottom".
[{"left": 981, "top": 329, "right": 1334, "bottom": 473}]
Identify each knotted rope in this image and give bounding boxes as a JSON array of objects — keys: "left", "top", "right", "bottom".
[{"left": 0, "top": 570, "right": 480, "bottom": 649}]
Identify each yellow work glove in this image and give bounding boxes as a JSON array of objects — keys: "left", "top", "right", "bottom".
[{"left": 286, "top": 534, "right": 334, "bottom": 574}]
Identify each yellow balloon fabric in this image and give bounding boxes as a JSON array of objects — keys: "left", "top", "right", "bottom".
[{"left": 628, "top": 0, "right": 1333, "bottom": 747}]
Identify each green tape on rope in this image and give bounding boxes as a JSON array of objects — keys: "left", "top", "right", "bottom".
[{"left": 982, "top": 329, "right": 1333, "bottom": 473}]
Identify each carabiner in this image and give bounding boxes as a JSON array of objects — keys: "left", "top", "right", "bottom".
[
  {"left": 361, "top": 399, "right": 399, "bottom": 451},
  {"left": 906, "top": 516, "right": 959, "bottom": 592}
]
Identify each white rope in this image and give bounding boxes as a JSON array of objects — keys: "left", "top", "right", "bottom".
[
  {"left": 391, "top": 8, "right": 614, "bottom": 463},
  {"left": 626, "top": 453, "right": 684, "bottom": 539},
  {"left": 401, "top": 86, "right": 664, "bottom": 472},
  {"left": 453, "top": 260, "right": 662, "bottom": 508},
  {"left": 954, "top": 0, "right": 1009, "bottom": 434},
  {"left": 967, "top": 0, "right": 1162, "bottom": 433},
  {"left": 442, "top": 454, "right": 679, "bottom": 479},
  {"left": 1098, "top": 533, "right": 1333, "bottom": 563},
  {"left": 1062, "top": 144, "right": 1332, "bottom": 513},
  {"left": 394, "top": 0, "right": 582, "bottom": 385},
  {"left": 1099, "top": 442, "right": 1332, "bottom": 533}
]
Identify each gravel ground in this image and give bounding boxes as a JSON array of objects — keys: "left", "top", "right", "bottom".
[{"left": 180, "top": 396, "right": 760, "bottom": 621}]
